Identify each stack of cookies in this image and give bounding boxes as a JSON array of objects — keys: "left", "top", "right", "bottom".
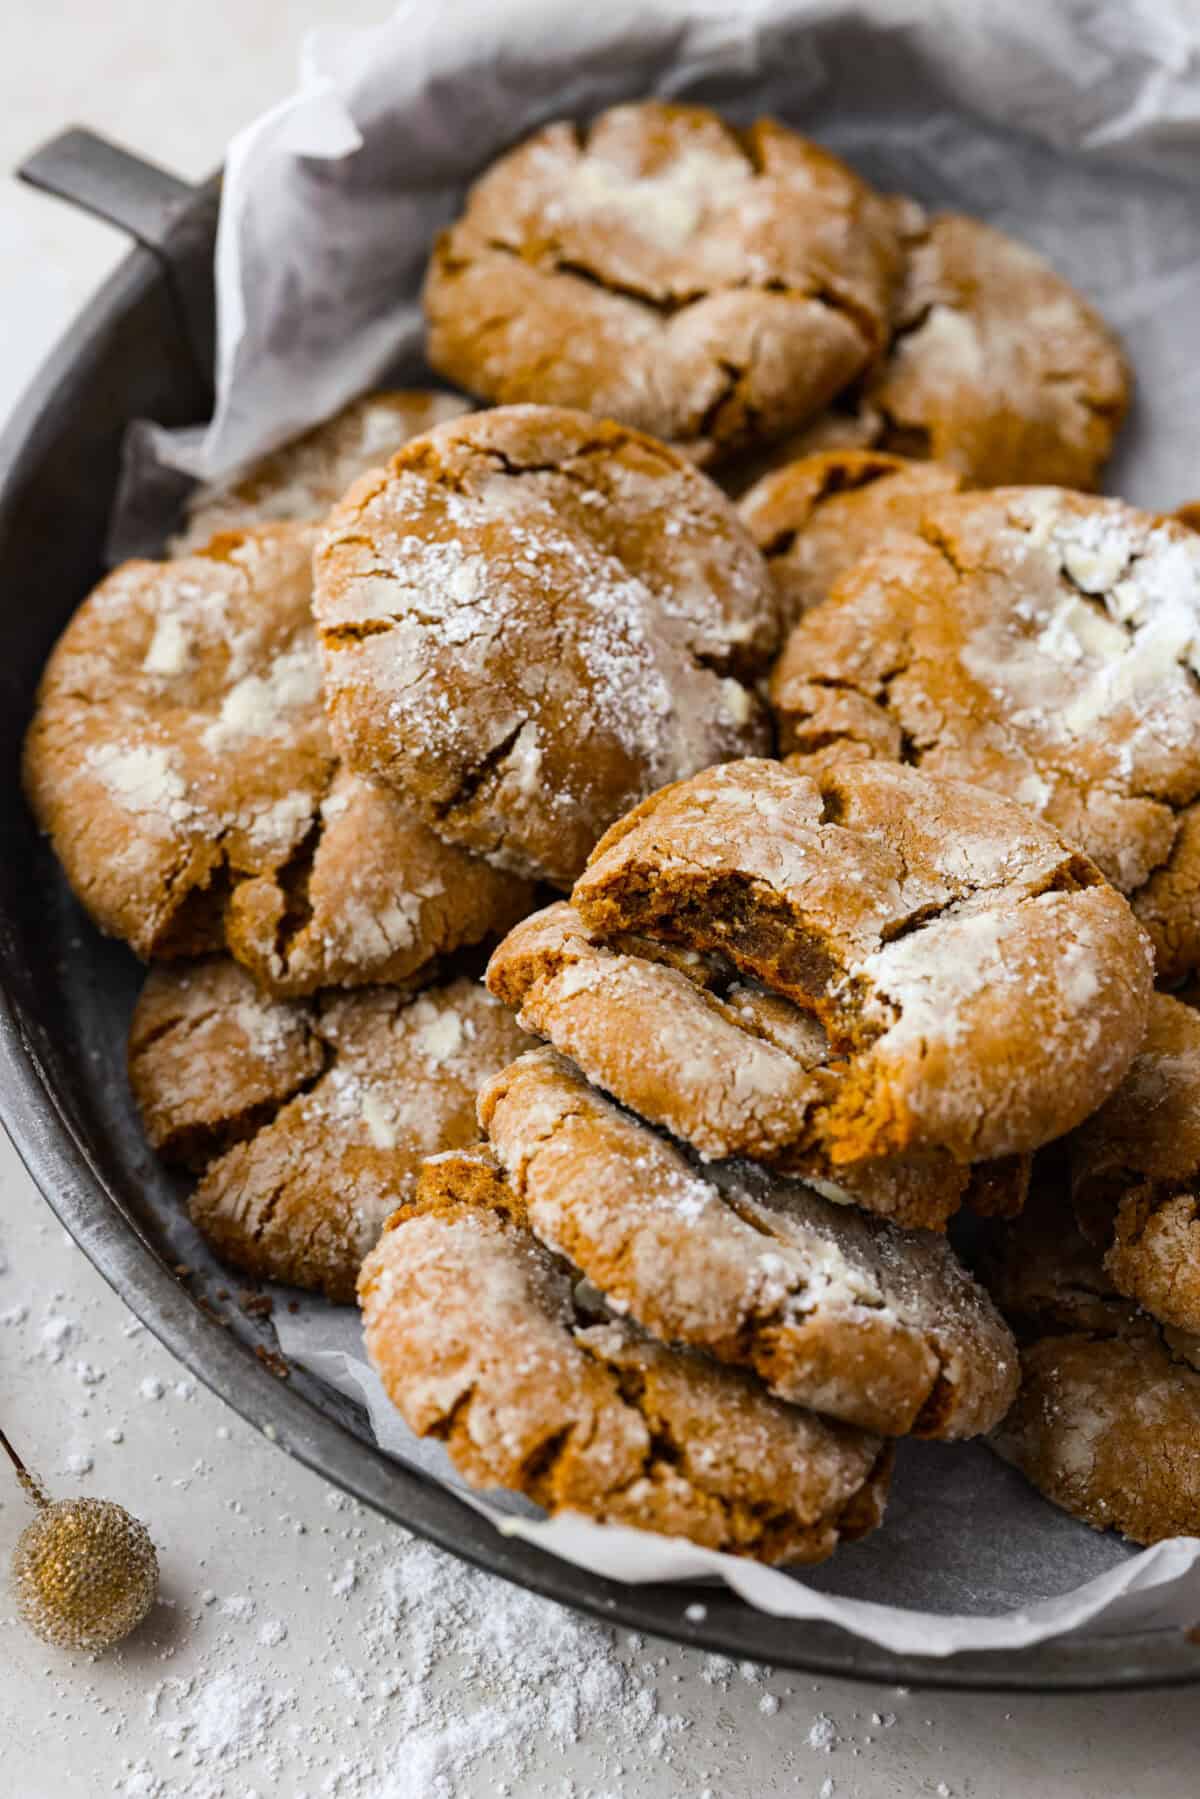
[{"left": 23, "top": 99, "right": 1200, "bottom": 1566}]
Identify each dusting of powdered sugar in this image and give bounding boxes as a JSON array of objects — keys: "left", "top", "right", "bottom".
[
  {"left": 141, "top": 610, "right": 193, "bottom": 677},
  {"left": 108, "top": 1519, "right": 889, "bottom": 1797},
  {"left": 889, "top": 304, "right": 984, "bottom": 383},
  {"left": 202, "top": 641, "right": 323, "bottom": 751},
  {"left": 228, "top": 991, "right": 309, "bottom": 1064},
  {"left": 554, "top": 139, "right": 753, "bottom": 253},
  {"left": 337, "top": 494, "right": 704, "bottom": 783},
  {"left": 961, "top": 493, "right": 1200, "bottom": 762},
  {"left": 244, "top": 788, "right": 316, "bottom": 855},
  {"left": 87, "top": 744, "right": 198, "bottom": 826},
  {"left": 172, "top": 392, "right": 472, "bottom": 552},
  {"left": 408, "top": 1002, "right": 467, "bottom": 1066},
  {"left": 3, "top": 1204, "right": 947, "bottom": 1796},
  {"left": 850, "top": 906, "right": 1013, "bottom": 1052},
  {"left": 315, "top": 428, "right": 772, "bottom": 877}
]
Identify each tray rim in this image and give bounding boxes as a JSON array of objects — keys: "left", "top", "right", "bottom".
[{"left": 3, "top": 150, "right": 1200, "bottom": 1696}]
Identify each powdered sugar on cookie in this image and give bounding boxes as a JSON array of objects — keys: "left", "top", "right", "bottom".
[
  {"left": 87, "top": 742, "right": 198, "bottom": 827},
  {"left": 573, "top": 759, "right": 1152, "bottom": 1164},
  {"left": 203, "top": 640, "right": 323, "bottom": 751},
  {"left": 478, "top": 1048, "right": 1017, "bottom": 1438},
  {"left": 867, "top": 213, "right": 1127, "bottom": 488},
  {"left": 170, "top": 389, "right": 471, "bottom": 555},
  {"left": 131, "top": 969, "right": 533, "bottom": 1301},
  {"left": 314, "top": 406, "right": 777, "bottom": 886},
  {"left": 361, "top": 1147, "right": 891, "bottom": 1561},
  {"left": 774, "top": 488, "right": 1200, "bottom": 977},
  {"left": 424, "top": 102, "right": 904, "bottom": 460}
]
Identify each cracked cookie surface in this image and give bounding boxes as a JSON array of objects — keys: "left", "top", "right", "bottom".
[
  {"left": 312, "top": 405, "right": 777, "bottom": 887},
  {"left": 738, "top": 449, "right": 964, "bottom": 628},
  {"left": 423, "top": 102, "right": 903, "bottom": 465},
  {"left": 867, "top": 212, "right": 1128, "bottom": 488},
  {"left": 128, "top": 957, "right": 325, "bottom": 1169},
  {"left": 717, "top": 400, "right": 886, "bottom": 500},
  {"left": 772, "top": 487, "right": 1200, "bottom": 978},
  {"left": 360, "top": 1147, "right": 891, "bottom": 1562},
  {"left": 23, "top": 524, "right": 531, "bottom": 991},
  {"left": 1066, "top": 992, "right": 1200, "bottom": 1336},
  {"left": 486, "top": 901, "right": 1022, "bottom": 1228},
  {"left": 129, "top": 961, "right": 534, "bottom": 1300},
  {"left": 170, "top": 389, "right": 470, "bottom": 554},
  {"left": 984, "top": 1198, "right": 1200, "bottom": 1544},
  {"left": 223, "top": 763, "right": 533, "bottom": 998},
  {"left": 478, "top": 1048, "right": 1018, "bottom": 1438},
  {"left": 572, "top": 758, "right": 1152, "bottom": 1164}
]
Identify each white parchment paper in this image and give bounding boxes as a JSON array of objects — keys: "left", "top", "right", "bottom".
[
  {"left": 272, "top": 1299, "right": 1200, "bottom": 1656},
  {"left": 119, "top": 0, "right": 1200, "bottom": 539},
  {"left": 129, "top": 0, "right": 1200, "bottom": 1650}
]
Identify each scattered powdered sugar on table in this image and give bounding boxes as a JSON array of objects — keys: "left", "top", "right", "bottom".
[
  {"left": 0, "top": 1209, "right": 987, "bottom": 1796},
  {"left": 40, "top": 1311, "right": 76, "bottom": 1363},
  {"left": 108, "top": 1525, "right": 701, "bottom": 1797},
  {"left": 808, "top": 1711, "right": 840, "bottom": 1752}
]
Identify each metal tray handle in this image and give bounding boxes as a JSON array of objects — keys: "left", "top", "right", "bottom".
[{"left": 17, "top": 126, "right": 219, "bottom": 385}]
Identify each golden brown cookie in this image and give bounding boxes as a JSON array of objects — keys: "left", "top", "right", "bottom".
[
  {"left": 130, "top": 964, "right": 533, "bottom": 1299},
  {"left": 994, "top": 1334, "right": 1200, "bottom": 1546},
  {"left": 360, "top": 1148, "right": 891, "bottom": 1562},
  {"left": 312, "top": 406, "right": 777, "bottom": 886},
  {"left": 717, "top": 401, "right": 886, "bottom": 500},
  {"left": 738, "top": 450, "right": 964, "bottom": 628},
  {"left": 222, "top": 765, "right": 533, "bottom": 998},
  {"left": 773, "top": 489, "right": 1200, "bottom": 979},
  {"left": 487, "top": 901, "right": 1016, "bottom": 1229},
  {"left": 128, "top": 958, "right": 324, "bottom": 1168},
  {"left": 479, "top": 1048, "right": 1019, "bottom": 1438},
  {"left": 981, "top": 1187, "right": 1145, "bottom": 1340},
  {"left": 868, "top": 213, "right": 1128, "bottom": 488},
  {"left": 1066, "top": 993, "right": 1200, "bottom": 1336},
  {"left": 24, "top": 526, "right": 328, "bottom": 958},
  {"left": 573, "top": 759, "right": 1151, "bottom": 1166},
  {"left": 1176, "top": 502, "right": 1200, "bottom": 532},
  {"left": 984, "top": 1199, "right": 1200, "bottom": 1545},
  {"left": 23, "top": 525, "right": 531, "bottom": 989},
  {"left": 423, "top": 103, "right": 904, "bottom": 466},
  {"left": 1129, "top": 811, "right": 1200, "bottom": 981},
  {"left": 170, "top": 390, "right": 471, "bottom": 554},
  {"left": 961, "top": 1155, "right": 1032, "bottom": 1222}
]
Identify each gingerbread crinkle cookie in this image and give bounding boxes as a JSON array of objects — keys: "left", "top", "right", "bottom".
[
  {"left": 572, "top": 759, "right": 1152, "bottom": 1166},
  {"left": 312, "top": 405, "right": 778, "bottom": 886},
  {"left": 424, "top": 102, "right": 904, "bottom": 463}
]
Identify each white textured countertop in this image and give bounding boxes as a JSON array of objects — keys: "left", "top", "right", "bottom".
[{"left": 1, "top": 7, "right": 1198, "bottom": 1794}]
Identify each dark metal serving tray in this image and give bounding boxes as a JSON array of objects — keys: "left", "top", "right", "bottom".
[{"left": 3, "top": 128, "right": 1198, "bottom": 1692}]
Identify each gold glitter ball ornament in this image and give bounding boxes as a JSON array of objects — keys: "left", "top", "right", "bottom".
[{"left": 12, "top": 1496, "right": 159, "bottom": 1652}]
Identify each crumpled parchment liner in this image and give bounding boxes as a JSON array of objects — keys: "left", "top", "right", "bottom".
[
  {"left": 114, "top": 0, "right": 1200, "bottom": 557},
  {"left": 127, "top": 0, "right": 1200, "bottom": 1651},
  {"left": 271, "top": 1301, "right": 1200, "bottom": 1656}
]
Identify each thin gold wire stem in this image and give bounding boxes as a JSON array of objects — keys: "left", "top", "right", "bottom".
[{"left": 0, "top": 1424, "right": 48, "bottom": 1508}]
